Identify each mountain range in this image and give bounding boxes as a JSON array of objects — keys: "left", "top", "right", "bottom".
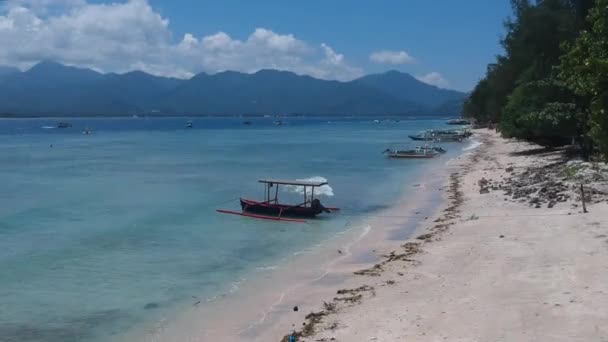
[{"left": 0, "top": 61, "right": 466, "bottom": 117}]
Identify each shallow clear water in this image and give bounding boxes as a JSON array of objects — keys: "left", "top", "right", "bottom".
[{"left": 0, "top": 117, "right": 462, "bottom": 342}]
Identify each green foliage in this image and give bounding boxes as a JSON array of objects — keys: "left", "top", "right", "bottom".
[
  {"left": 463, "top": 0, "right": 578, "bottom": 126},
  {"left": 501, "top": 80, "right": 579, "bottom": 145},
  {"left": 465, "top": 0, "right": 608, "bottom": 159},
  {"left": 560, "top": 0, "right": 608, "bottom": 158}
]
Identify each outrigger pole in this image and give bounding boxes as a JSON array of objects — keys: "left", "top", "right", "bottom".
[{"left": 215, "top": 209, "right": 307, "bottom": 223}]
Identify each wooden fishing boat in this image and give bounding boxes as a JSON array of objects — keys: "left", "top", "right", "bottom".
[{"left": 217, "top": 179, "right": 338, "bottom": 223}]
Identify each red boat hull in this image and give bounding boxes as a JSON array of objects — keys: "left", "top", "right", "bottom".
[{"left": 240, "top": 198, "right": 323, "bottom": 218}]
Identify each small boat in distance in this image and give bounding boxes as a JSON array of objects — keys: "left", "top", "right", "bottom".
[
  {"left": 186, "top": 121, "right": 193, "bottom": 128},
  {"left": 408, "top": 134, "right": 434, "bottom": 141},
  {"left": 383, "top": 146, "right": 439, "bottom": 159},
  {"left": 56, "top": 122, "right": 72, "bottom": 128},
  {"left": 409, "top": 129, "right": 471, "bottom": 142},
  {"left": 446, "top": 118, "right": 471, "bottom": 125},
  {"left": 217, "top": 179, "right": 339, "bottom": 223},
  {"left": 82, "top": 127, "right": 92, "bottom": 135},
  {"left": 243, "top": 121, "right": 252, "bottom": 125},
  {"left": 274, "top": 120, "right": 282, "bottom": 126}
]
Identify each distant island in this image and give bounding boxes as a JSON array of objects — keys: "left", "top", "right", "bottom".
[{"left": 0, "top": 61, "right": 466, "bottom": 117}]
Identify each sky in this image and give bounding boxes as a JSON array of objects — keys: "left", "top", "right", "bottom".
[{"left": 0, "top": 0, "right": 512, "bottom": 91}]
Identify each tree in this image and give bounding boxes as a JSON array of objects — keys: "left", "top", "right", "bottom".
[
  {"left": 560, "top": 0, "right": 608, "bottom": 159},
  {"left": 462, "top": 0, "right": 578, "bottom": 126},
  {"left": 501, "top": 79, "right": 580, "bottom": 146}
]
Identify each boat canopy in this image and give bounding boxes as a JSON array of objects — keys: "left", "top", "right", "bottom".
[{"left": 258, "top": 179, "right": 328, "bottom": 187}]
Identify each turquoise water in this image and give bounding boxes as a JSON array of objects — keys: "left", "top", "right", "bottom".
[{"left": 0, "top": 117, "right": 462, "bottom": 342}]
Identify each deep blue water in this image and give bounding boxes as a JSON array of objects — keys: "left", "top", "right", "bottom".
[{"left": 0, "top": 117, "right": 462, "bottom": 342}]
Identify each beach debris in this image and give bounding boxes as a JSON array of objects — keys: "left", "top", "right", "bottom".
[
  {"left": 416, "top": 233, "right": 434, "bottom": 241},
  {"left": 336, "top": 285, "right": 374, "bottom": 296},
  {"left": 353, "top": 264, "right": 383, "bottom": 276},
  {"left": 481, "top": 155, "right": 608, "bottom": 208},
  {"left": 337, "top": 249, "right": 342, "bottom": 254},
  {"left": 354, "top": 242, "right": 423, "bottom": 276},
  {"left": 335, "top": 285, "right": 375, "bottom": 304},
  {"left": 281, "top": 301, "right": 340, "bottom": 341},
  {"left": 323, "top": 301, "right": 337, "bottom": 312},
  {"left": 499, "top": 235, "right": 505, "bottom": 238},
  {"left": 293, "top": 306, "right": 299, "bottom": 312},
  {"left": 334, "top": 294, "right": 363, "bottom": 303}
]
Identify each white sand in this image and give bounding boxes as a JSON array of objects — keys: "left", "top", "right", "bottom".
[{"left": 300, "top": 129, "right": 608, "bottom": 342}]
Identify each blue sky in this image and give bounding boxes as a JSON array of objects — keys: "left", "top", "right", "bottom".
[
  {"left": 0, "top": 0, "right": 512, "bottom": 91},
  {"left": 146, "top": 0, "right": 512, "bottom": 90}
]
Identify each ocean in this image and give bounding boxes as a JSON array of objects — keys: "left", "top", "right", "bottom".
[{"left": 0, "top": 117, "right": 466, "bottom": 342}]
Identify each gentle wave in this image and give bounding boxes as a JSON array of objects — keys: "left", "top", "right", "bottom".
[
  {"left": 284, "top": 176, "right": 334, "bottom": 197},
  {"left": 255, "top": 265, "right": 278, "bottom": 272},
  {"left": 463, "top": 139, "right": 483, "bottom": 151}
]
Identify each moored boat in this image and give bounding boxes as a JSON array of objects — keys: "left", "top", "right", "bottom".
[
  {"left": 408, "top": 134, "right": 434, "bottom": 141},
  {"left": 417, "top": 145, "right": 446, "bottom": 154},
  {"left": 409, "top": 129, "right": 471, "bottom": 142},
  {"left": 446, "top": 118, "right": 471, "bottom": 125},
  {"left": 217, "top": 179, "right": 338, "bottom": 222},
  {"left": 383, "top": 146, "right": 438, "bottom": 159}
]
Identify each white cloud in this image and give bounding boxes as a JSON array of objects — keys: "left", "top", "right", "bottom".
[
  {"left": 1, "top": 0, "right": 85, "bottom": 14},
  {"left": 321, "top": 43, "right": 343, "bottom": 65},
  {"left": 416, "top": 72, "right": 449, "bottom": 88},
  {"left": 315, "top": 43, "right": 363, "bottom": 80},
  {"left": 369, "top": 50, "right": 414, "bottom": 65},
  {"left": 0, "top": 0, "right": 362, "bottom": 80}
]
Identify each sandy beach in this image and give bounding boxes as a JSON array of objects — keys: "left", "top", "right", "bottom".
[{"left": 278, "top": 129, "right": 608, "bottom": 342}]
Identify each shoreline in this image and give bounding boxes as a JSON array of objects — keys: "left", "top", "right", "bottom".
[
  {"left": 276, "top": 138, "right": 473, "bottom": 342},
  {"left": 124, "top": 138, "right": 468, "bottom": 342},
  {"left": 291, "top": 129, "right": 608, "bottom": 341}
]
